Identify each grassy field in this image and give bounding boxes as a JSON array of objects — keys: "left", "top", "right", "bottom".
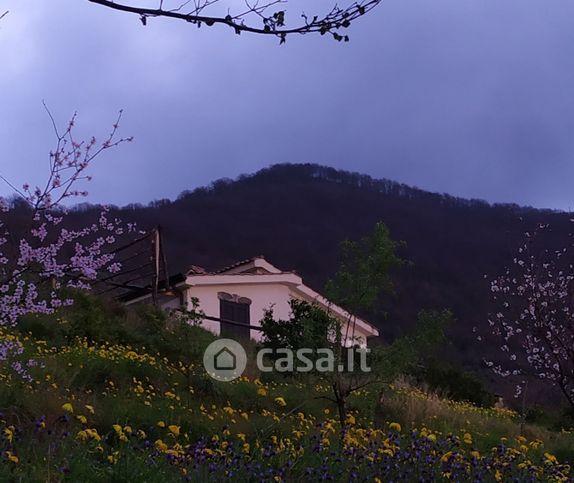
[{"left": 0, "top": 301, "right": 572, "bottom": 482}]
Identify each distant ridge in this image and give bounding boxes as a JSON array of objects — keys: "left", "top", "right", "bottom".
[{"left": 173, "top": 163, "right": 557, "bottom": 214}]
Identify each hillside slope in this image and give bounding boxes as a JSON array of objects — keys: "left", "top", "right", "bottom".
[{"left": 66, "top": 163, "right": 571, "bottom": 396}]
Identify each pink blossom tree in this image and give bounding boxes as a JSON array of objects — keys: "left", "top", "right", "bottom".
[
  {"left": 486, "top": 223, "right": 574, "bottom": 409},
  {"left": 0, "top": 108, "right": 135, "bottom": 376}
]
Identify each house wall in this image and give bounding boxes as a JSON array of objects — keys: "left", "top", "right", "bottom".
[{"left": 184, "top": 283, "right": 293, "bottom": 342}]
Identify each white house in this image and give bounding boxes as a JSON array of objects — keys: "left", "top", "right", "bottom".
[{"left": 125, "top": 256, "right": 379, "bottom": 347}]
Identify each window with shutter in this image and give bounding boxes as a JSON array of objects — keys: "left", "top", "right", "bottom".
[{"left": 219, "top": 299, "right": 251, "bottom": 340}]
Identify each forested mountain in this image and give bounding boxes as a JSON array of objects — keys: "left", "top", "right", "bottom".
[{"left": 64, "top": 163, "right": 572, "bottom": 399}]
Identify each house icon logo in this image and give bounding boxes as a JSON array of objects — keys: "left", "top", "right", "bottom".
[
  {"left": 203, "top": 339, "right": 247, "bottom": 382},
  {"left": 214, "top": 347, "right": 236, "bottom": 371}
]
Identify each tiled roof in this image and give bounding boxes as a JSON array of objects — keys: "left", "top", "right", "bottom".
[
  {"left": 186, "top": 256, "right": 291, "bottom": 276},
  {"left": 214, "top": 256, "right": 265, "bottom": 274},
  {"left": 187, "top": 265, "right": 210, "bottom": 275}
]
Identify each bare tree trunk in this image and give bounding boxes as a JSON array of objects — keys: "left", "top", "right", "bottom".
[{"left": 332, "top": 381, "right": 347, "bottom": 429}]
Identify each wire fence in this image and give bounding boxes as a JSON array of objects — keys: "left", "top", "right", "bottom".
[{"left": 94, "top": 225, "right": 169, "bottom": 304}]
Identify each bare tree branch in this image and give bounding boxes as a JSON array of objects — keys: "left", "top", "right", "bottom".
[{"left": 87, "top": 0, "right": 382, "bottom": 42}]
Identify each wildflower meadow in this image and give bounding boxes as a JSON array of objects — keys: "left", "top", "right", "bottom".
[{"left": 0, "top": 301, "right": 572, "bottom": 482}]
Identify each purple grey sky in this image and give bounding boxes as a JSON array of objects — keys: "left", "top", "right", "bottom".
[{"left": 1, "top": 0, "right": 574, "bottom": 209}]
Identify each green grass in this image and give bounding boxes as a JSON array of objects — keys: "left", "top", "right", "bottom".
[{"left": 0, "top": 298, "right": 572, "bottom": 481}]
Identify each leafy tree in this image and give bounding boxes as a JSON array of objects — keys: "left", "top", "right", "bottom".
[
  {"left": 325, "top": 221, "right": 406, "bottom": 313},
  {"left": 261, "top": 298, "right": 339, "bottom": 354},
  {"left": 325, "top": 223, "right": 453, "bottom": 426},
  {"left": 86, "top": 0, "right": 382, "bottom": 43},
  {"left": 262, "top": 222, "right": 450, "bottom": 428},
  {"left": 324, "top": 221, "right": 405, "bottom": 361}
]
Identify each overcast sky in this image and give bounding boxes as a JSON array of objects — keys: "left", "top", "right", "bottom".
[{"left": 1, "top": 0, "right": 573, "bottom": 210}]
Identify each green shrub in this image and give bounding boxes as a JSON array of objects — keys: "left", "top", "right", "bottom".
[{"left": 410, "top": 359, "right": 495, "bottom": 407}]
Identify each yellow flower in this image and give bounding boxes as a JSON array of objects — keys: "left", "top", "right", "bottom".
[
  {"left": 168, "top": 425, "right": 180, "bottom": 437},
  {"left": 441, "top": 451, "right": 453, "bottom": 463},
  {"left": 3, "top": 427, "right": 14, "bottom": 443},
  {"left": 76, "top": 415, "right": 87, "bottom": 424},
  {"left": 274, "top": 396, "right": 287, "bottom": 407},
  {"left": 5, "top": 451, "right": 18, "bottom": 464},
  {"left": 529, "top": 439, "right": 543, "bottom": 449},
  {"left": 112, "top": 424, "right": 123, "bottom": 435},
  {"left": 157, "top": 421, "right": 166, "bottom": 428},
  {"left": 494, "top": 470, "right": 502, "bottom": 482},
  {"left": 107, "top": 451, "right": 119, "bottom": 464},
  {"left": 463, "top": 433, "right": 473, "bottom": 444},
  {"left": 470, "top": 450, "right": 481, "bottom": 459},
  {"left": 85, "top": 428, "right": 101, "bottom": 442},
  {"left": 85, "top": 405, "right": 95, "bottom": 415},
  {"left": 389, "top": 422, "right": 401, "bottom": 432},
  {"left": 155, "top": 439, "right": 168, "bottom": 452},
  {"left": 346, "top": 414, "right": 356, "bottom": 425},
  {"left": 257, "top": 388, "right": 267, "bottom": 397},
  {"left": 62, "top": 403, "right": 74, "bottom": 413},
  {"left": 544, "top": 452, "right": 558, "bottom": 464}
]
